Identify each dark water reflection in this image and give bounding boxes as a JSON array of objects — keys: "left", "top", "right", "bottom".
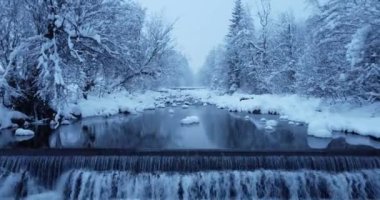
[{"left": 1, "top": 106, "right": 380, "bottom": 150}]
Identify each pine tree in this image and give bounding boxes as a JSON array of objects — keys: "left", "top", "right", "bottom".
[
  {"left": 225, "top": 0, "right": 255, "bottom": 93},
  {"left": 270, "top": 13, "right": 299, "bottom": 94}
]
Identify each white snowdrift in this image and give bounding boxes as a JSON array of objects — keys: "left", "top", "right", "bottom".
[
  {"left": 181, "top": 116, "right": 200, "bottom": 125},
  {"left": 0, "top": 106, "right": 29, "bottom": 129},
  {"left": 15, "top": 128, "right": 35, "bottom": 136},
  {"left": 185, "top": 89, "right": 380, "bottom": 139}
]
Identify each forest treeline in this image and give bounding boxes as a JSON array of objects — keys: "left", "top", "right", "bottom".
[{"left": 200, "top": 0, "right": 379, "bottom": 103}]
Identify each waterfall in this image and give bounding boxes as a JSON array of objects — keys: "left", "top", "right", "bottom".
[
  {"left": 56, "top": 169, "right": 380, "bottom": 199},
  {"left": 1, "top": 154, "right": 380, "bottom": 188},
  {"left": 0, "top": 169, "right": 45, "bottom": 199},
  {"left": 1, "top": 152, "right": 380, "bottom": 199}
]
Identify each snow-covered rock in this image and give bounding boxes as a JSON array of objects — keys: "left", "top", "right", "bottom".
[
  {"left": 260, "top": 118, "right": 266, "bottom": 122},
  {"left": 70, "top": 105, "right": 82, "bottom": 118},
  {"left": 61, "top": 120, "right": 71, "bottom": 125},
  {"left": 279, "top": 115, "right": 289, "bottom": 120},
  {"left": 182, "top": 105, "right": 189, "bottom": 109},
  {"left": 169, "top": 109, "right": 175, "bottom": 114},
  {"left": 288, "top": 121, "right": 295, "bottom": 125},
  {"left": 265, "top": 126, "right": 275, "bottom": 131},
  {"left": 266, "top": 120, "right": 278, "bottom": 127},
  {"left": 307, "top": 120, "right": 332, "bottom": 138},
  {"left": 0, "top": 106, "right": 28, "bottom": 129},
  {"left": 244, "top": 116, "right": 250, "bottom": 120},
  {"left": 181, "top": 116, "right": 200, "bottom": 125},
  {"left": 15, "top": 128, "right": 35, "bottom": 136}
]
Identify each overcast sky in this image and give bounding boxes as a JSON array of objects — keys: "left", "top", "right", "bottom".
[{"left": 138, "top": 0, "right": 311, "bottom": 73}]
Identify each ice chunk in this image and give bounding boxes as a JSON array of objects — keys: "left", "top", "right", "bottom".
[
  {"left": 181, "top": 116, "right": 200, "bottom": 125},
  {"left": 266, "top": 120, "right": 278, "bottom": 127},
  {"left": 15, "top": 128, "right": 35, "bottom": 136}
]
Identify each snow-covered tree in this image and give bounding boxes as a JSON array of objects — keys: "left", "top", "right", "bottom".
[
  {"left": 199, "top": 46, "right": 228, "bottom": 90},
  {"left": 345, "top": 0, "right": 380, "bottom": 102},
  {"left": 3, "top": 0, "right": 148, "bottom": 118},
  {"left": 225, "top": 0, "right": 256, "bottom": 93},
  {"left": 269, "top": 12, "right": 301, "bottom": 94},
  {"left": 297, "top": 0, "right": 379, "bottom": 102}
]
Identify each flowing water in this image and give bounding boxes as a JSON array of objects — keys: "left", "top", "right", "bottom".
[{"left": 1, "top": 106, "right": 380, "bottom": 199}]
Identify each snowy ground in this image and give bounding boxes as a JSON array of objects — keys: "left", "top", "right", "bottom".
[{"left": 1, "top": 88, "right": 380, "bottom": 139}]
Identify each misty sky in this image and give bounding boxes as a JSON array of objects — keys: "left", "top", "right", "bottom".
[{"left": 139, "top": 0, "right": 311, "bottom": 73}]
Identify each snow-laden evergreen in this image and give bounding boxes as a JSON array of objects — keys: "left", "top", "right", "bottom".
[{"left": 200, "top": 0, "right": 379, "bottom": 103}]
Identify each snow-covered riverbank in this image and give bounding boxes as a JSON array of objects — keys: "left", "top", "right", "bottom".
[
  {"left": 2, "top": 88, "right": 380, "bottom": 139},
  {"left": 187, "top": 89, "right": 380, "bottom": 139}
]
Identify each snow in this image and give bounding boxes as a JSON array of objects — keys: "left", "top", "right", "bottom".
[
  {"left": 182, "top": 89, "right": 380, "bottom": 139},
  {"left": 266, "top": 120, "right": 278, "bottom": 127},
  {"left": 61, "top": 120, "right": 71, "bottom": 125},
  {"left": 55, "top": 88, "right": 380, "bottom": 139},
  {"left": 169, "top": 109, "right": 175, "bottom": 114},
  {"left": 265, "top": 126, "right": 275, "bottom": 131},
  {"left": 15, "top": 128, "right": 35, "bottom": 136},
  {"left": 0, "top": 64, "right": 4, "bottom": 74},
  {"left": 346, "top": 25, "right": 371, "bottom": 67},
  {"left": 0, "top": 106, "right": 28, "bottom": 129},
  {"left": 180, "top": 116, "right": 200, "bottom": 125}
]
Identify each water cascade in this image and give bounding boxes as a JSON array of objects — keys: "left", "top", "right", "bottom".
[{"left": 1, "top": 151, "right": 380, "bottom": 199}]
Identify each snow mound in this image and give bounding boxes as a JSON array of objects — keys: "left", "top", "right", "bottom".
[
  {"left": 265, "top": 126, "right": 275, "bottom": 131},
  {"left": 279, "top": 115, "right": 289, "bottom": 120},
  {"left": 244, "top": 116, "right": 250, "bottom": 120},
  {"left": 307, "top": 120, "right": 332, "bottom": 138},
  {"left": 0, "top": 106, "right": 28, "bottom": 129},
  {"left": 266, "top": 120, "right": 278, "bottom": 127},
  {"left": 181, "top": 116, "right": 200, "bottom": 125},
  {"left": 15, "top": 128, "right": 35, "bottom": 136},
  {"left": 61, "top": 120, "right": 71, "bottom": 125},
  {"left": 182, "top": 105, "right": 189, "bottom": 109},
  {"left": 169, "top": 109, "right": 175, "bottom": 114}
]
